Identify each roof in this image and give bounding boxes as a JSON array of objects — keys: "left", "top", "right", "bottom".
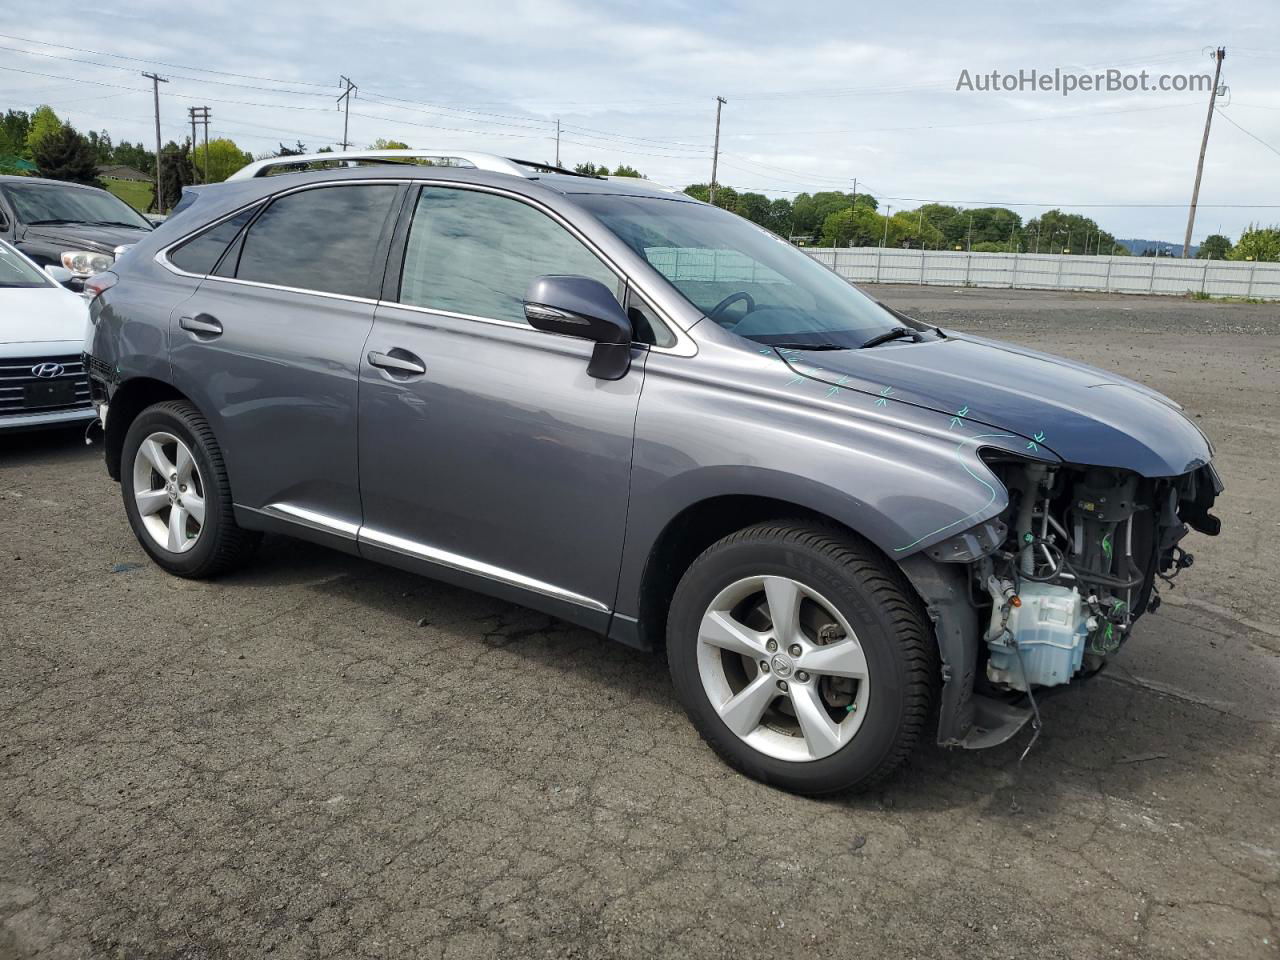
[
  {"left": 0, "top": 174, "right": 113, "bottom": 190},
  {"left": 98, "top": 164, "right": 153, "bottom": 182},
  {"left": 224, "top": 149, "right": 695, "bottom": 202}
]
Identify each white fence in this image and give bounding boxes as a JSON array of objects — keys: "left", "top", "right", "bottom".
[{"left": 804, "top": 247, "right": 1280, "bottom": 300}]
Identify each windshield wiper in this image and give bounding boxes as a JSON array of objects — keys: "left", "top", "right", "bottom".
[
  {"left": 85, "top": 220, "right": 147, "bottom": 228},
  {"left": 25, "top": 218, "right": 81, "bottom": 225},
  {"left": 860, "top": 326, "right": 922, "bottom": 349},
  {"left": 767, "top": 341, "right": 848, "bottom": 351}
]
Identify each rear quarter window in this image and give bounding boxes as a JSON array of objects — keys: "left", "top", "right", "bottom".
[{"left": 167, "top": 206, "right": 259, "bottom": 275}]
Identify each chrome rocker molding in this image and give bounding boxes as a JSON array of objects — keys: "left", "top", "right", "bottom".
[{"left": 256, "top": 502, "right": 609, "bottom": 614}]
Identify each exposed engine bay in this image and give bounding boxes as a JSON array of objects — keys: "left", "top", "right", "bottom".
[{"left": 972, "top": 457, "right": 1222, "bottom": 694}]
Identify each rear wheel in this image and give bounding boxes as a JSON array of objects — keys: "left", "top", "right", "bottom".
[
  {"left": 121, "top": 401, "right": 259, "bottom": 578},
  {"left": 667, "top": 521, "right": 936, "bottom": 795}
]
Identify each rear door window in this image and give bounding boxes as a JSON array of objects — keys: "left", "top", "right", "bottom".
[{"left": 234, "top": 184, "right": 400, "bottom": 298}]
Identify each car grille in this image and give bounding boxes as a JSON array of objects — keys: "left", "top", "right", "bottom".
[{"left": 0, "top": 354, "right": 92, "bottom": 417}]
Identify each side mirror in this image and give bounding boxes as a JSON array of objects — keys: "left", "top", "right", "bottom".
[
  {"left": 44, "top": 265, "right": 75, "bottom": 288},
  {"left": 524, "top": 275, "right": 634, "bottom": 380}
]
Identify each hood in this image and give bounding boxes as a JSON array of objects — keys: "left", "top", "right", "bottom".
[
  {"left": 782, "top": 333, "right": 1211, "bottom": 477},
  {"left": 20, "top": 222, "right": 150, "bottom": 254},
  {"left": 0, "top": 285, "right": 91, "bottom": 357}
]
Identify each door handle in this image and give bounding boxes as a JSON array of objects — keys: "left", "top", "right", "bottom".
[
  {"left": 179, "top": 314, "right": 223, "bottom": 337},
  {"left": 367, "top": 350, "right": 426, "bottom": 376}
]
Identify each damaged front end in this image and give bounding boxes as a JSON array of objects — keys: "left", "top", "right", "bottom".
[{"left": 905, "top": 456, "right": 1223, "bottom": 750}]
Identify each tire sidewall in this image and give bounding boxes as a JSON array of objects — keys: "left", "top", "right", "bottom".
[
  {"left": 121, "top": 405, "right": 226, "bottom": 575},
  {"left": 669, "top": 532, "right": 917, "bottom": 793}
]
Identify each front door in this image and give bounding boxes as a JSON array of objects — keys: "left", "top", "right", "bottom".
[
  {"left": 169, "top": 182, "right": 403, "bottom": 533},
  {"left": 358, "top": 185, "right": 644, "bottom": 627}
]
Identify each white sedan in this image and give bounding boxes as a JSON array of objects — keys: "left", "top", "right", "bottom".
[{"left": 0, "top": 239, "right": 96, "bottom": 431}]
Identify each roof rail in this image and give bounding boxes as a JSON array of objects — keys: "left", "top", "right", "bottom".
[
  {"left": 227, "top": 149, "right": 533, "bottom": 181},
  {"left": 603, "top": 175, "right": 683, "bottom": 194}
]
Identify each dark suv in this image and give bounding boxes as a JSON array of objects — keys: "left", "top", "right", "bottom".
[
  {"left": 0, "top": 175, "right": 153, "bottom": 288},
  {"left": 84, "top": 156, "right": 1221, "bottom": 794}
]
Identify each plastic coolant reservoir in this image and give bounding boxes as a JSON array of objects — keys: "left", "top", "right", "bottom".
[{"left": 987, "top": 582, "right": 1088, "bottom": 691}]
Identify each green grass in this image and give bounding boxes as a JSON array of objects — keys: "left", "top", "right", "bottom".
[
  {"left": 1186, "top": 289, "right": 1267, "bottom": 303},
  {"left": 103, "top": 178, "right": 153, "bottom": 214}
]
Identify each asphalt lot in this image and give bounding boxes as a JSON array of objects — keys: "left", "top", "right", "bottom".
[{"left": 2, "top": 285, "right": 1278, "bottom": 959}]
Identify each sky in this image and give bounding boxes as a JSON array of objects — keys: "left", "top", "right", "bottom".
[{"left": 2, "top": 0, "right": 1278, "bottom": 242}]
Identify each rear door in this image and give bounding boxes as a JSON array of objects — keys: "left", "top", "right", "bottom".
[
  {"left": 167, "top": 181, "right": 404, "bottom": 536},
  {"left": 357, "top": 184, "right": 645, "bottom": 627}
]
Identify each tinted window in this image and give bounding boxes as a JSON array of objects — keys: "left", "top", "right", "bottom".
[
  {"left": 399, "top": 187, "right": 618, "bottom": 326},
  {"left": 168, "top": 206, "right": 258, "bottom": 275},
  {"left": 236, "top": 185, "right": 399, "bottom": 298}
]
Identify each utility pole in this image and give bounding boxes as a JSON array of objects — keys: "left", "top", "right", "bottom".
[
  {"left": 709, "top": 96, "right": 726, "bottom": 205},
  {"left": 188, "top": 106, "right": 210, "bottom": 182},
  {"left": 967, "top": 214, "right": 974, "bottom": 252},
  {"left": 882, "top": 205, "right": 892, "bottom": 247},
  {"left": 1182, "top": 47, "right": 1226, "bottom": 257},
  {"left": 555, "top": 118, "right": 561, "bottom": 167},
  {"left": 337, "top": 75, "right": 358, "bottom": 151},
  {"left": 142, "top": 72, "right": 168, "bottom": 213}
]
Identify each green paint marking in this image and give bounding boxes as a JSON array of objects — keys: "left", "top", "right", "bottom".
[
  {"left": 892, "top": 433, "right": 1018, "bottom": 553},
  {"left": 825, "top": 374, "right": 851, "bottom": 398},
  {"left": 1101, "top": 534, "right": 1113, "bottom": 560},
  {"left": 875, "top": 386, "right": 894, "bottom": 407},
  {"left": 1026, "top": 429, "right": 1046, "bottom": 453}
]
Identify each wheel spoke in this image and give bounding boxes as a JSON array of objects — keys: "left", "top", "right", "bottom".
[
  {"left": 182, "top": 492, "right": 205, "bottom": 526},
  {"left": 166, "top": 505, "right": 188, "bottom": 551},
  {"left": 699, "top": 609, "right": 768, "bottom": 659},
  {"left": 140, "top": 438, "right": 174, "bottom": 479},
  {"left": 134, "top": 488, "right": 169, "bottom": 517},
  {"left": 789, "top": 683, "right": 844, "bottom": 759},
  {"left": 798, "top": 638, "right": 868, "bottom": 680},
  {"left": 763, "top": 576, "right": 803, "bottom": 642},
  {"left": 175, "top": 443, "right": 195, "bottom": 484},
  {"left": 716, "top": 672, "right": 778, "bottom": 737}
]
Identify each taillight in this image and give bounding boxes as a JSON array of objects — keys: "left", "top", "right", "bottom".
[{"left": 83, "top": 271, "right": 118, "bottom": 302}]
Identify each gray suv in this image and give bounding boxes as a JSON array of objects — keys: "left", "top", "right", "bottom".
[{"left": 85, "top": 156, "right": 1221, "bottom": 794}]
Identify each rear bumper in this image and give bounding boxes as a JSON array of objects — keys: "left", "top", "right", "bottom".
[{"left": 0, "top": 406, "right": 97, "bottom": 431}]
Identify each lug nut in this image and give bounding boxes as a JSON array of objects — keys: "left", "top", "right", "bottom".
[
  {"left": 788, "top": 644, "right": 802, "bottom": 657},
  {"left": 796, "top": 671, "right": 809, "bottom": 682},
  {"left": 777, "top": 680, "right": 789, "bottom": 692},
  {"left": 759, "top": 661, "right": 770, "bottom": 673},
  {"left": 766, "top": 639, "right": 778, "bottom": 653}
]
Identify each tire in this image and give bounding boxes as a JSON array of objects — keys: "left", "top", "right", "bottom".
[
  {"left": 120, "top": 400, "right": 259, "bottom": 579},
  {"left": 667, "top": 521, "right": 937, "bottom": 795}
]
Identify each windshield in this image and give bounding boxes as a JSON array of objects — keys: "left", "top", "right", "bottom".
[
  {"left": 0, "top": 241, "right": 53, "bottom": 288},
  {"left": 2, "top": 182, "right": 152, "bottom": 231},
  {"left": 576, "top": 194, "right": 904, "bottom": 349}
]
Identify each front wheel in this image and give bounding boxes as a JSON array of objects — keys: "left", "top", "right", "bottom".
[{"left": 667, "top": 522, "right": 937, "bottom": 795}]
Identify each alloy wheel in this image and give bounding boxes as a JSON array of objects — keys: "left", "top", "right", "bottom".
[
  {"left": 696, "top": 575, "right": 871, "bottom": 762},
  {"left": 131, "top": 430, "right": 206, "bottom": 554}
]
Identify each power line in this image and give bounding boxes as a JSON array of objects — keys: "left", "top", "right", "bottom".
[{"left": 1215, "top": 108, "right": 1280, "bottom": 160}]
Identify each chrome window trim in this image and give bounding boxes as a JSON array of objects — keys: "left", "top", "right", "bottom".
[{"left": 153, "top": 175, "right": 697, "bottom": 357}]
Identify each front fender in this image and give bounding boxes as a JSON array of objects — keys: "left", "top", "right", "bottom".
[{"left": 614, "top": 346, "right": 1058, "bottom": 618}]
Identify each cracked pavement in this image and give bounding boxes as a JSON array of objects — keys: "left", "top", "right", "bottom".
[{"left": 2, "top": 286, "right": 1278, "bottom": 958}]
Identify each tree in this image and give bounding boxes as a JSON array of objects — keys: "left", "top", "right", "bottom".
[
  {"left": 193, "top": 137, "right": 253, "bottom": 183},
  {"left": 611, "top": 164, "right": 644, "bottom": 178},
  {"left": 26, "top": 105, "right": 60, "bottom": 155},
  {"left": 370, "top": 138, "right": 409, "bottom": 150},
  {"left": 791, "top": 191, "right": 876, "bottom": 238},
  {"left": 574, "top": 161, "right": 610, "bottom": 176},
  {"left": 1196, "top": 234, "right": 1233, "bottom": 260},
  {"left": 820, "top": 205, "right": 882, "bottom": 246},
  {"left": 0, "top": 110, "right": 31, "bottom": 158},
  {"left": 1024, "top": 209, "right": 1121, "bottom": 255},
  {"left": 86, "top": 129, "right": 114, "bottom": 164},
  {"left": 1229, "top": 224, "right": 1280, "bottom": 262},
  {"left": 156, "top": 140, "right": 195, "bottom": 211},
  {"left": 111, "top": 140, "right": 154, "bottom": 176},
  {"left": 274, "top": 141, "right": 308, "bottom": 157},
  {"left": 32, "top": 123, "right": 100, "bottom": 185}
]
